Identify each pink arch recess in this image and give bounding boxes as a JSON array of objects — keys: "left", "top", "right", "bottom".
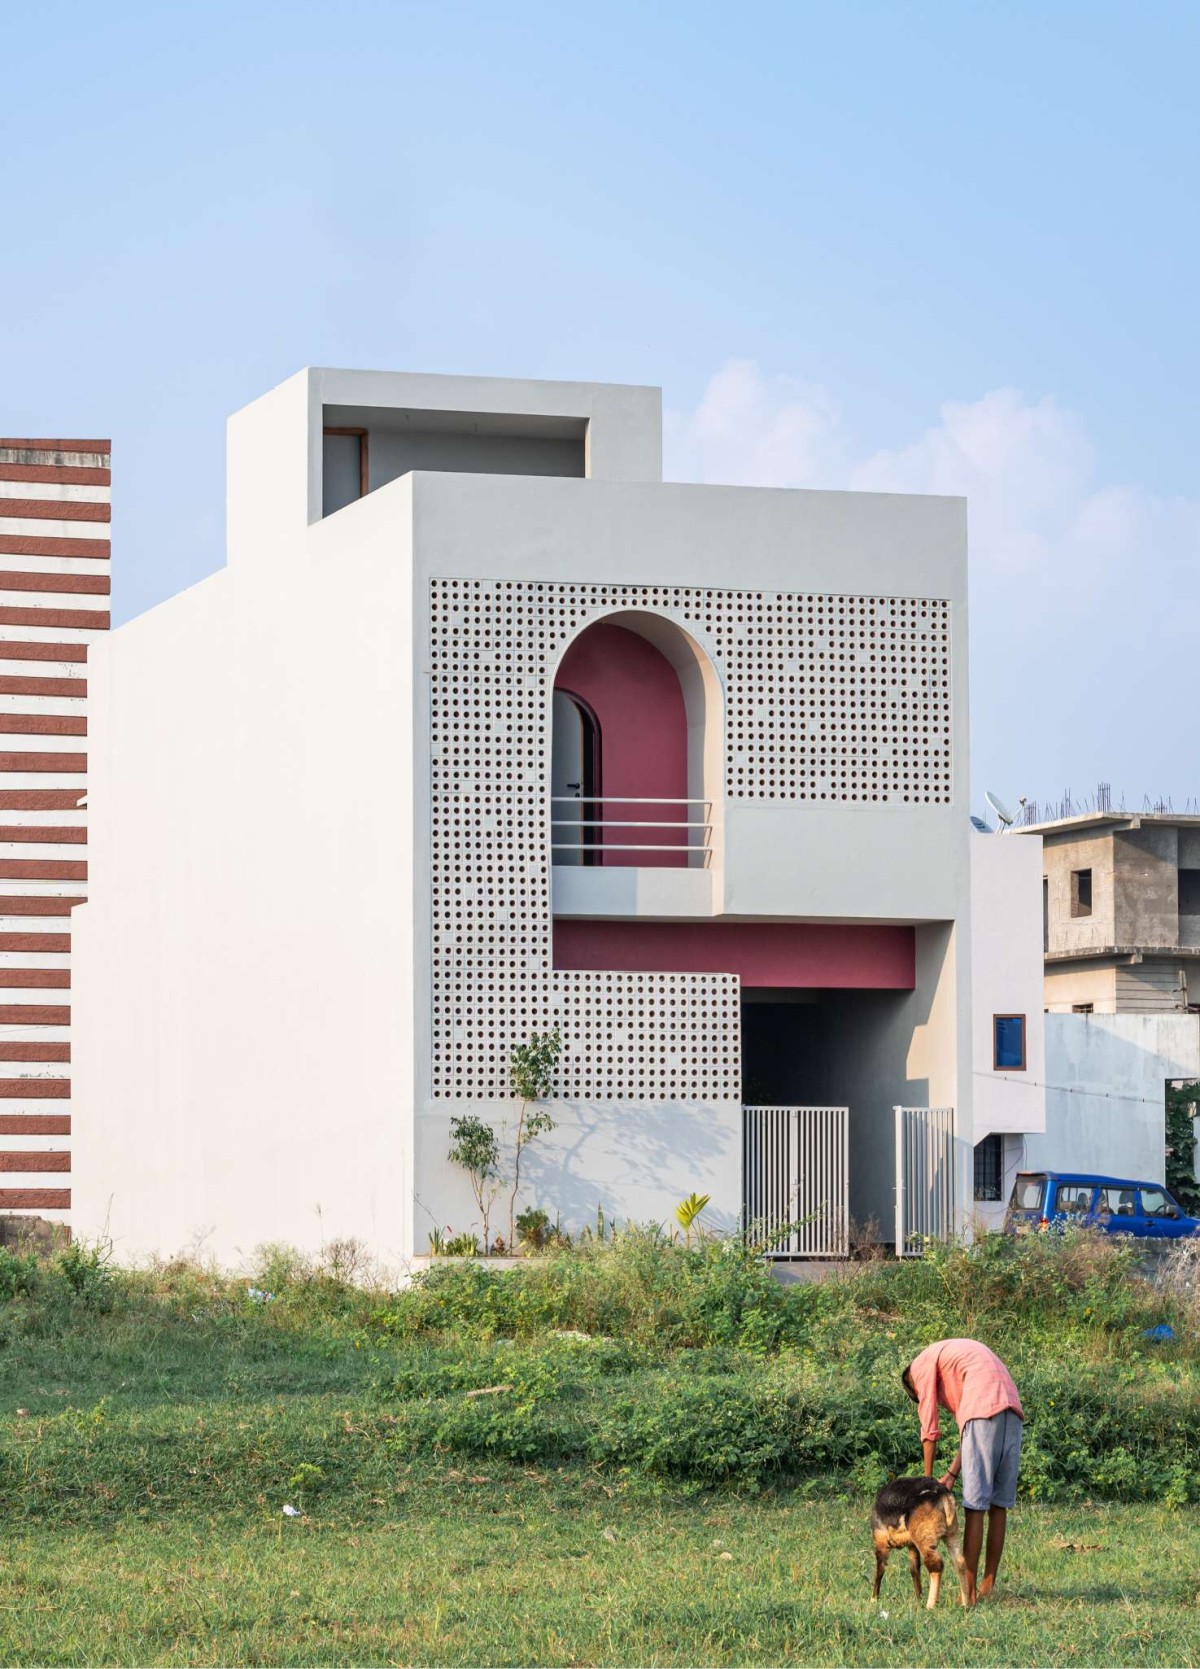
[{"left": 554, "top": 620, "right": 688, "bottom": 867}]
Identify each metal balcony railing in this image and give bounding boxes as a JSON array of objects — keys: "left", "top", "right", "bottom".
[{"left": 550, "top": 796, "right": 714, "bottom": 868}]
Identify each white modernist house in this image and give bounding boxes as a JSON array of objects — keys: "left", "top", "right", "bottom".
[{"left": 71, "top": 368, "right": 1045, "bottom": 1267}]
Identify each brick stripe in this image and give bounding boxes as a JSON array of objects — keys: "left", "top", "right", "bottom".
[
  {"left": 0, "top": 715, "right": 87, "bottom": 736},
  {"left": 0, "top": 1042, "right": 70, "bottom": 1060},
  {"left": 0, "top": 642, "right": 89, "bottom": 664},
  {"left": 0, "top": 897, "right": 82, "bottom": 915},
  {"left": 0, "top": 970, "right": 70, "bottom": 988},
  {"left": 0, "top": 1006, "right": 69, "bottom": 1024},
  {"left": 0, "top": 607, "right": 109, "bottom": 629},
  {"left": 0, "top": 498, "right": 109, "bottom": 523},
  {"left": 0, "top": 1188, "right": 69, "bottom": 1207},
  {"left": 0, "top": 752, "right": 86, "bottom": 772},
  {"left": 0, "top": 826, "right": 85, "bottom": 844},
  {"left": 0, "top": 535, "right": 110, "bottom": 559},
  {"left": 0, "top": 790, "right": 87, "bottom": 809},
  {"left": 0, "top": 1077, "right": 69, "bottom": 1098},
  {"left": 0, "top": 438, "right": 109, "bottom": 452},
  {"left": 0, "top": 714, "right": 87, "bottom": 737},
  {"left": 0, "top": 464, "right": 110, "bottom": 487},
  {"left": 0, "top": 571, "right": 110, "bottom": 596},
  {"left": 0, "top": 935, "right": 71, "bottom": 951},
  {"left": 0, "top": 1114, "right": 70, "bottom": 1135},
  {"left": 0, "top": 860, "right": 87, "bottom": 880},
  {"left": 0, "top": 1153, "right": 70, "bottom": 1171},
  {"left": 0, "top": 677, "right": 86, "bottom": 698}
]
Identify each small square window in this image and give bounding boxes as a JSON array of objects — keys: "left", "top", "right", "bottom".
[
  {"left": 1179, "top": 869, "right": 1200, "bottom": 915},
  {"left": 1070, "top": 868, "right": 1093, "bottom": 918},
  {"left": 973, "top": 1133, "right": 1004, "bottom": 1202},
  {"left": 993, "top": 1013, "right": 1026, "bottom": 1071},
  {"left": 1072, "top": 1003, "right": 1094, "bottom": 1014}
]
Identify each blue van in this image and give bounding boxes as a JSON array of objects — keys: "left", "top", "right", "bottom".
[{"left": 1006, "top": 1171, "right": 1200, "bottom": 1239}]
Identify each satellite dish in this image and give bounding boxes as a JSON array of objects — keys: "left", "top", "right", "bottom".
[
  {"left": 969, "top": 815, "right": 992, "bottom": 834},
  {"left": 985, "top": 789, "right": 1015, "bottom": 829}
]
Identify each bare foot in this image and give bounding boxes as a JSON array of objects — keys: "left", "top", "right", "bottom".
[{"left": 978, "top": 1574, "right": 996, "bottom": 1599}]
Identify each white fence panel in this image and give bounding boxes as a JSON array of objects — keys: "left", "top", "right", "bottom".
[
  {"left": 742, "top": 1105, "right": 849, "bottom": 1257},
  {"left": 894, "top": 1104, "right": 956, "bottom": 1255}
]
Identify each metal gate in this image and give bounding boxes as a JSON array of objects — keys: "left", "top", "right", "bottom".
[
  {"left": 894, "top": 1105, "right": 956, "bottom": 1255},
  {"left": 742, "top": 1105, "right": 849, "bottom": 1257}
]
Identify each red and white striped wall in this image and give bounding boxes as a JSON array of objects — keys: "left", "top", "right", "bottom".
[{"left": 0, "top": 438, "right": 110, "bottom": 1220}]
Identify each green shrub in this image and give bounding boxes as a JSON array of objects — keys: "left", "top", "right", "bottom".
[
  {"left": 591, "top": 1375, "right": 789, "bottom": 1487},
  {"left": 51, "top": 1242, "right": 113, "bottom": 1311},
  {"left": 402, "top": 1393, "right": 566, "bottom": 1463},
  {"left": 0, "top": 1246, "right": 38, "bottom": 1302},
  {"left": 515, "top": 1207, "right": 551, "bottom": 1251},
  {"left": 376, "top": 1227, "right": 817, "bottom": 1352},
  {"left": 250, "top": 1242, "right": 313, "bottom": 1291}
]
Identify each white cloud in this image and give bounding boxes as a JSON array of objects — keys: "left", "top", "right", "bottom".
[
  {"left": 666, "top": 361, "right": 1200, "bottom": 805},
  {"left": 664, "top": 358, "right": 845, "bottom": 490},
  {"left": 849, "top": 389, "right": 1097, "bottom": 576}
]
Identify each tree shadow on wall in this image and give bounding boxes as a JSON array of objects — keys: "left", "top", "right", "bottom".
[{"left": 519, "top": 1100, "right": 739, "bottom": 1234}]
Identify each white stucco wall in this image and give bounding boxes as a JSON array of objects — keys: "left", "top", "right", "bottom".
[
  {"left": 73, "top": 472, "right": 418, "bottom": 1272},
  {"left": 969, "top": 830, "right": 1046, "bottom": 1141}
]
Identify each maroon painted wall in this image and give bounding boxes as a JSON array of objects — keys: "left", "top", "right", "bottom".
[
  {"left": 554, "top": 622, "right": 688, "bottom": 867},
  {"left": 553, "top": 920, "right": 916, "bottom": 989}
]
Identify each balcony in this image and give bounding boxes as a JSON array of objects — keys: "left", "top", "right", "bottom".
[{"left": 550, "top": 796, "right": 715, "bottom": 917}]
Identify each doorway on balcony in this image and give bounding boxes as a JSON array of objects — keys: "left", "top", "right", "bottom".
[
  {"left": 550, "top": 612, "right": 721, "bottom": 870},
  {"left": 550, "top": 690, "right": 600, "bottom": 867}
]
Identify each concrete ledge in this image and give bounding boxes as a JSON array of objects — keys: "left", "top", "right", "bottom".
[{"left": 552, "top": 865, "right": 713, "bottom": 918}]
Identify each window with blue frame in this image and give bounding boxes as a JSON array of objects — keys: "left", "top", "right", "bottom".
[{"left": 993, "top": 1013, "right": 1026, "bottom": 1071}]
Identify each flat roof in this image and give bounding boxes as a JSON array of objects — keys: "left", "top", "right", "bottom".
[{"left": 1016, "top": 811, "right": 1200, "bottom": 837}]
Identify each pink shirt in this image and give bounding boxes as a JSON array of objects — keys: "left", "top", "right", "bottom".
[{"left": 908, "top": 1338, "right": 1023, "bottom": 1444}]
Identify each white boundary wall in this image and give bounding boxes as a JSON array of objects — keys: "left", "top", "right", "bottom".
[{"left": 1028, "top": 1012, "right": 1200, "bottom": 1181}]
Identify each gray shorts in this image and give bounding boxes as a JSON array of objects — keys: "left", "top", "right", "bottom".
[{"left": 960, "top": 1409, "right": 1023, "bottom": 1511}]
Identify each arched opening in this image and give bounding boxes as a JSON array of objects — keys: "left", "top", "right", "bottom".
[{"left": 550, "top": 613, "right": 722, "bottom": 869}]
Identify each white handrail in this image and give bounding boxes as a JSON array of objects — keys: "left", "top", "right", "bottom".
[
  {"left": 552, "top": 819, "right": 712, "bottom": 829},
  {"left": 551, "top": 791, "right": 716, "bottom": 868},
  {"left": 550, "top": 795, "right": 711, "bottom": 806}
]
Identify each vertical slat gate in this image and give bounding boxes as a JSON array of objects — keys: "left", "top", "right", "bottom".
[
  {"left": 894, "top": 1105, "right": 956, "bottom": 1255},
  {"left": 742, "top": 1106, "right": 849, "bottom": 1257}
]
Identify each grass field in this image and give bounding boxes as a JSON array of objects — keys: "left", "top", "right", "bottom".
[
  {"left": 1, "top": 1231, "right": 1198, "bottom": 1665},
  {"left": 5, "top": 1479, "right": 1200, "bottom": 1666}
]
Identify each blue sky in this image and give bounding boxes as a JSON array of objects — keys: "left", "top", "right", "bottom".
[{"left": 3, "top": 1, "right": 1197, "bottom": 815}]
